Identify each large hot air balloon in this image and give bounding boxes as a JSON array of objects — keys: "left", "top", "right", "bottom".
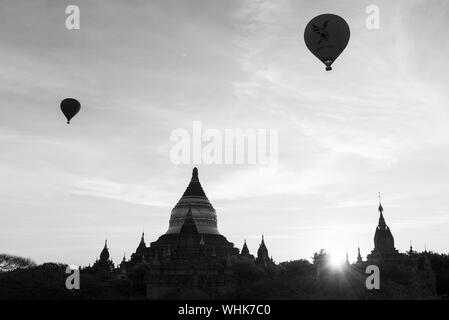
[
  {"left": 60, "top": 98, "right": 81, "bottom": 124},
  {"left": 304, "top": 14, "right": 350, "bottom": 71}
]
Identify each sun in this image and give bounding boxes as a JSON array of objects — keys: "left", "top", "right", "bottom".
[{"left": 328, "top": 254, "right": 343, "bottom": 270}]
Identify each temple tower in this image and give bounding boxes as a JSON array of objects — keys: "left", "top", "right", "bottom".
[
  {"left": 149, "top": 168, "right": 239, "bottom": 257},
  {"left": 177, "top": 205, "right": 201, "bottom": 248},
  {"left": 240, "top": 239, "right": 254, "bottom": 260},
  {"left": 92, "top": 239, "right": 114, "bottom": 272},
  {"left": 256, "top": 235, "right": 273, "bottom": 267},
  {"left": 356, "top": 245, "right": 363, "bottom": 264},
  {"left": 167, "top": 167, "right": 219, "bottom": 235},
  {"left": 131, "top": 232, "right": 147, "bottom": 262},
  {"left": 367, "top": 198, "right": 399, "bottom": 262}
]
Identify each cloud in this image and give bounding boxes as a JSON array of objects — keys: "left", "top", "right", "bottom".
[{"left": 72, "top": 178, "right": 170, "bottom": 207}]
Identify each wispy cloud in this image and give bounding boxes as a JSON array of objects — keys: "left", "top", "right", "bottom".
[{"left": 72, "top": 178, "right": 169, "bottom": 207}]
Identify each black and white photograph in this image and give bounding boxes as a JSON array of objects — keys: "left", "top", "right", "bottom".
[{"left": 0, "top": 0, "right": 448, "bottom": 316}]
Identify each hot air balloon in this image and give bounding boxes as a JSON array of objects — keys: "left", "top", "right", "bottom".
[
  {"left": 60, "top": 98, "right": 81, "bottom": 124},
  {"left": 304, "top": 14, "right": 350, "bottom": 71}
]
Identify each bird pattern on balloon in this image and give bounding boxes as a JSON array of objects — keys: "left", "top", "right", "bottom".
[{"left": 312, "top": 19, "right": 330, "bottom": 44}]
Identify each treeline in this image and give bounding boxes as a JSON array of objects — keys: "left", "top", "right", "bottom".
[
  {"left": 1, "top": 252, "right": 449, "bottom": 299},
  {"left": 0, "top": 254, "right": 131, "bottom": 300},
  {"left": 212, "top": 252, "right": 448, "bottom": 299}
]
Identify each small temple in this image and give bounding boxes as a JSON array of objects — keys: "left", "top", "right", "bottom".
[
  {"left": 366, "top": 199, "right": 399, "bottom": 263},
  {"left": 91, "top": 240, "right": 114, "bottom": 272}
]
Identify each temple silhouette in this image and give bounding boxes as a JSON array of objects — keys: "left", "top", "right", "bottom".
[
  {"left": 366, "top": 201, "right": 399, "bottom": 262},
  {"left": 84, "top": 168, "right": 273, "bottom": 298},
  {"left": 83, "top": 168, "right": 435, "bottom": 299}
]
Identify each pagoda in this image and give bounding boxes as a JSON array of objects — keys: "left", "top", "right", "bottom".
[{"left": 147, "top": 167, "right": 239, "bottom": 258}]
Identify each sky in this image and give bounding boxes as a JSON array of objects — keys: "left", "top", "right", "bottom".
[{"left": 0, "top": 0, "right": 448, "bottom": 266}]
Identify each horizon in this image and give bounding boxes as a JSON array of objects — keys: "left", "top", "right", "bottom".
[
  {"left": 2, "top": 165, "right": 446, "bottom": 267},
  {"left": 1, "top": 0, "right": 449, "bottom": 267}
]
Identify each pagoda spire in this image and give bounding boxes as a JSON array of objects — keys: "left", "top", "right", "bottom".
[
  {"left": 357, "top": 245, "right": 363, "bottom": 263},
  {"left": 241, "top": 239, "right": 250, "bottom": 256},
  {"left": 192, "top": 167, "right": 199, "bottom": 181},
  {"left": 100, "top": 239, "right": 110, "bottom": 262},
  {"left": 370, "top": 194, "right": 398, "bottom": 259},
  {"left": 182, "top": 204, "right": 197, "bottom": 228},
  {"left": 377, "top": 193, "right": 387, "bottom": 229},
  {"left": 167, "top": 167, "right": 221, "bottom": 235},
  {"left": 186, "top": 203, "right": 193, "bottom": 218},
  {"left": 135, "top": 231, "right": 147, "bottom": 259},
  {"left": 257, "top": 234, "right": 270, "bottom": 266},
  {"left": 182, "top": 167, "right": 207, "bottom": 198},
  {"left": 177, "top": 203, "right": 200, "bottom": 248}
]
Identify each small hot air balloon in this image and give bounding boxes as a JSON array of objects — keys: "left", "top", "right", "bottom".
[
  {"left": 304, "top": 14, "right": 350, "bottom": 71},
  {"left": 60, "top": 98, "right": 81, "bottom": 124}
]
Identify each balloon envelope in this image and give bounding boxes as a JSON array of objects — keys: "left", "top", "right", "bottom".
[
  {"left": 60, "top": 98, "right": 81, "bottom": 124},
  {"left": 304, "top": 14, "right": 350, "bottom": 71}
]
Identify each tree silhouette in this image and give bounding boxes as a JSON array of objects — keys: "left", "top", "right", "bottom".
[{"left": 0, "top": 254, "right": 36, "bottom": 272}]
